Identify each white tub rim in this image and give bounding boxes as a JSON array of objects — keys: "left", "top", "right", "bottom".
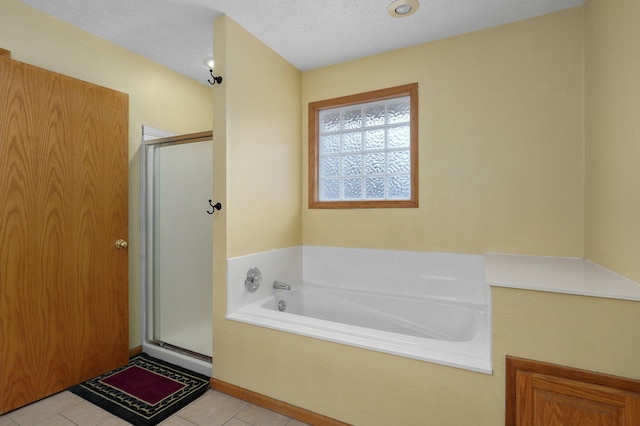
[{"left": 227, "top": 283, "right": 492, "bottom": 374}]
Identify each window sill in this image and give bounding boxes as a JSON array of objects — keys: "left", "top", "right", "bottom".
[{"left": 309, "top": 199, "right": 418, "bottom": 209}]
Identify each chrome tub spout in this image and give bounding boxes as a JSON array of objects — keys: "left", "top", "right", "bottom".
[{"left": 273, "top": 280, "right": 291, "bottom": 291}]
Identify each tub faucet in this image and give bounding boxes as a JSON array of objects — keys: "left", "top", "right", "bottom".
[{"left": 273, "top": 280, "right": 291, "bottom": 291}]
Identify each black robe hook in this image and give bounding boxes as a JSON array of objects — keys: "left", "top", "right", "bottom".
[
  {"left": 208, "top": 69, "right": 223, "bottom": 85},
  {"left": 207, "top": 199, "right": 222, "bottom": 214}
]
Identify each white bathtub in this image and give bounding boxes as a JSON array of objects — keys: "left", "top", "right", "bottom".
[
  {"left": 227, "top": 247, "right": 492, "bottom": 374},
  {"left": 264, "top": 286, "right": 477, "bottom": 341}
]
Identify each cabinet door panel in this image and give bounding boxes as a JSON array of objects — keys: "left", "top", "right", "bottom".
[
  {"left": 529, "top": 374, "right": 625, "bottom": 425},
  {"left": 507, "top": 357, "right": 640, "bottom": 426}
]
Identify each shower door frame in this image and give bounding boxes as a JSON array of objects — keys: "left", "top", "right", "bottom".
[{"left": 141, "top": 130, "right": 214, "bottom": 364}]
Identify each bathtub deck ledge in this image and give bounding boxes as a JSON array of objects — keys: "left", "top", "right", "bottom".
[{"left": 485, "top": 253, "right": 640, "bottom": 301}]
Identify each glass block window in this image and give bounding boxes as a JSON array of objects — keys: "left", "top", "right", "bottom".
[{"left": 309, "top": 83, "right": 418, "bottom": 209}]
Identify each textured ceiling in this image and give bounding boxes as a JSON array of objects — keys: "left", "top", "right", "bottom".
[{"left": 20, "top": 0, "right": 584, "bottom": 86}]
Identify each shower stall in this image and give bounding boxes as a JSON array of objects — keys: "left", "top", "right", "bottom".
[{"left": 141, "top": 128, "right": 214, "bottom": 376}]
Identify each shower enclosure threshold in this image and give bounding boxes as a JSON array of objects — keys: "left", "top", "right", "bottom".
[{"left": 142, "top": 341, "right": 212, "bottom": 377}]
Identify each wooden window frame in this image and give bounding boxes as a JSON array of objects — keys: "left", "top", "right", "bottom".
[{"left": 308, "top": 83, "right": 419, "bottom": 209}]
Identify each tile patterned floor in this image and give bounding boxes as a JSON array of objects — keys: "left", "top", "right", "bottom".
[{"left": 0, "top": 389, "right": 309, "bottom": 426}]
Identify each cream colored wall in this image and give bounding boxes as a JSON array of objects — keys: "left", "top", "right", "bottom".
[
  {"left": 210, "top": 10, "right": 303, "bottom": 405},
  {"left": 493, "top": 288, "right": 640, "bottom": 380},
  {"left": 1, "top": 0, "right": 213, "bottom": 348},
  {"left": 584, "top": 0, "right": 640, "bottom": 283},
  {"left": 492, "top": 288, "right": 640, "bottom": 420},
  {"left": 212, "top": 17, "right": 302, "bottom": 259},
  {"left": 302, "top": 8, "right": 585, "bottom": 257}
]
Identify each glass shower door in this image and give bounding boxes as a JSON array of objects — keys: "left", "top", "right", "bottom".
[{"left": 145, "top": 137, "right": 213, "bottom": 359}]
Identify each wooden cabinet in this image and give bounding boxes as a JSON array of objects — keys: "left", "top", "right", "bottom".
[
  {"left": 0, "top": 51, "right": 129, "bottom": 413},
  {"left": 507, "top": 356, "right": 640, "bottom": 425}
]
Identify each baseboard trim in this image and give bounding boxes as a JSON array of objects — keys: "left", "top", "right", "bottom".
[
  {"left": 210, "top": 378, "right": 350, "bottom": 426},
  {"left": 128, "top": 345, "right": 143, "bottom": 358}
]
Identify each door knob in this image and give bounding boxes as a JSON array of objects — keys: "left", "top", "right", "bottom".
[{"left": 115, "top": 239, "right": 128, "bottom": 249}]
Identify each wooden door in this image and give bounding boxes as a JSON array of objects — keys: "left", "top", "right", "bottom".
[
  {"left": 507, "top": 356, "right": 640, "bottom": 426},
  {"left": 0, "top": 53, "right": 129, "bottom": 413}
]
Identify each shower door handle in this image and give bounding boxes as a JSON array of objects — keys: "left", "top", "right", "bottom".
[{"left": 115, "top": 239, "right": 128, "bottom": 249}]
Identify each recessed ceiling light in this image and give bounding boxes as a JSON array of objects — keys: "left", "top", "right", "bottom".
[
  {"left": 388, "top": 0, "right": 420, "bottom": 18},
  {"left": 204, "top": 57, "right": 214, "bottom": 69},
  {"left": 395, "top": 4, "right": 412, "bottom": 14}
]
